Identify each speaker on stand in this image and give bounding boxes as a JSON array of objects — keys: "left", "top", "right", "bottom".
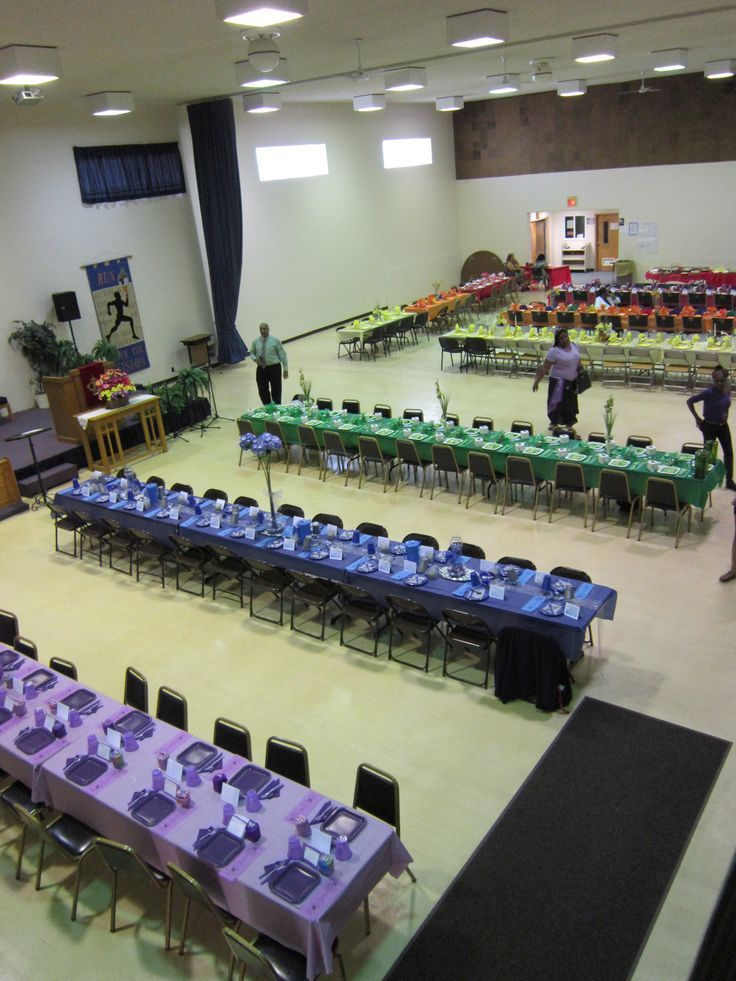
[{"left": 52, "top": 291, "right": 81, "bottom": 352}]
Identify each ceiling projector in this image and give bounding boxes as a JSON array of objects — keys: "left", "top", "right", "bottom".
[{"left": 12, "top": 87, "right": 44, "bottom": 105}]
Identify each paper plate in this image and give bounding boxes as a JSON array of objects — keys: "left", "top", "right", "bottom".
[
  {"left": 130, "top": 792, "right": 177, "bottom": 828},
  {"left": 540, "top": 601, "right": 565, "bottom": 617},
  {"left": 66, "top": 756, "right": 108, "bottom": 787},
  {"left": 269, "top": 861, "right": 321, "bottom": 905},
  {"left": 321, "top": 807, "right": 367, "bottom": 842},
  {"left": 608, "top": 458, "right": 630, "bottom": 468}
]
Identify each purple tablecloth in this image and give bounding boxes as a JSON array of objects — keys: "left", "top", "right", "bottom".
[{"left": 3, "top": 648, "right": 410, "bottom": 979}]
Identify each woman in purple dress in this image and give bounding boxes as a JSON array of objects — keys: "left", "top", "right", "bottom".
[{"left": 532, "top": 329, "right": 581, "bottom": 429}]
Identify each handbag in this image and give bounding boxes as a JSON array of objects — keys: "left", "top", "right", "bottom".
[{"left": 576, "top": 365, "right": 592, "bottom": 394}]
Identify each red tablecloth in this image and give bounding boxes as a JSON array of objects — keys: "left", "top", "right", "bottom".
[
  {"left": 646, "top": 269, "right": 736, "bottom": 288},
  {"left": 548, "top": 266, "right": 573, "bottom": 288}
]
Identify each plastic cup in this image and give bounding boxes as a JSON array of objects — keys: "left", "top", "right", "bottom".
[
  {"left": 334, "top": 835, "right": 352, "bottom": 861},
  {"left": 246, "top": 789, "right": 261, "bottom": 813},
  {"left": 287, "top": 835, "right": 304, "bottom": 860},
  {"left": 222, "top": 802, "right": 235, "bottom": 825},
  {"left": 185, "top": 764, "right": 201, "bottom": 787},
  {"left": 152, "top": 768, "right": 165, "bottom": 791}
]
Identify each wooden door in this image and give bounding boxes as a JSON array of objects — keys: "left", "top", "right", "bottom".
[
  {"left": 596, "top": 212, "right": 619, "bottom": 271},
  {"left": 530, "top": 218, "right": 547, "bottom": 264}
]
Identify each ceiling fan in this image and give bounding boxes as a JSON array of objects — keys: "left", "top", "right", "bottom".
[{"left": 619, "top": 72, "right": 662, "bottom": 95}]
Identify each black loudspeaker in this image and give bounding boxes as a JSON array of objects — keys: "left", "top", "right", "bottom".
[{"left": 52, "top": 291, "right": 81, "bottom": 322}]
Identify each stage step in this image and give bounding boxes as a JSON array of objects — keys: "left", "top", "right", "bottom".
[{"left": 18, "top": 463, "right": 78, "bottom": 497}]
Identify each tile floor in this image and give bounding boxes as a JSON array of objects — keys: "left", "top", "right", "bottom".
[{"left": 0, "top": 307, "right": 734, "bottom": 980}]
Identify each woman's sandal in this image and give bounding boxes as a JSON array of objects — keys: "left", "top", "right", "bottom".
[{"left": 719, "top": 570, "right": 736, "bottom": 583}]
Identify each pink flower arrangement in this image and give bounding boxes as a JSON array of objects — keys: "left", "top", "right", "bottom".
[{"left": 89, "top": 368, "right": 135, "bottom": 401}]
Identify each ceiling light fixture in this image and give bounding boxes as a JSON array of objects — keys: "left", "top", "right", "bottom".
[
  {"left": 436, "top": 95, "right": 464, "bottom": 111},
  {"left": 557, "top": 79, "right": 587, "bottom": 98},
  {"left": 446, "top": 8, "right": 508, "bottom": 48},
  {"left": 384, "top": 67, "right": 427, "bottom": 92},
  {"left": 243, "top": 91, "right": 281, "bottom": 112},
  {"left": 652, "top": 48, "right": 687, "bottom": 72},
  {"left": 0, "top": 44, "right": 61, "bottom": 85},
  {"left": 572, "top": 33, "right": 617, "bottom": 64},
  {"left": 216, "top": 1, "right": 306, "bottom": 28},
  {"left": 86, "top": 91, "right": 134, "bottom": 116},
  {"left": 705, "top": 58, "right": 735, "bottom": 79},
  {"left": 236, "top": 59, "right": 288, "bottom": 86},
  {"left": 487, "top": 73, "right": 520, "bottom": 94},
  {"left": 353, "top": 93, "right": 385, "bottom": 112},
  {"left": 244, "top": 32, "right": 281, "bottom": 72}
]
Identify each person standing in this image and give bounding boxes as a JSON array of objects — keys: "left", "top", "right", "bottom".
[
  {"left": 251, "top": 322, "right": 288, "bottom": 405},
  {"left": 686, "top": 365, "right": 735, "bottom": 491},
  {"left": 532, "top": 329, "right": 581, "bottom": 428}
]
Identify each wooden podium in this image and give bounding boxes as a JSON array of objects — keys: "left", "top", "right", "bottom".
[
  {"left": 43, "top": 362, "right": 111, "bottom": 444},
  {"left": 0, "top": 457, "right": 28, "bottom": 518}
]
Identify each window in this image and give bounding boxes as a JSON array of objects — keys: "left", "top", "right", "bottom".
[
  {"left": 255, "top": 143, "right": 329, "bottom": 182},
  {"left": 73, "top": 143, "right": 185, "bottom": 204},
  {"left": 382, "top": 137, "right": 432, "bottom": 170}
]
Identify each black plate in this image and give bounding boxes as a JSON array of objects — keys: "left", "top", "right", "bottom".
[
  {"left": 228, "top": 764, "right": 271, "bottom": 797},
  {"left": 177, "top": 741, "right": 218, "bottom": 769},
  {"left": 130, "top": 792, "right": 177, "bottom": 827},
  {"left": 197, "top": 829, "right": 245, "bottom": 868},
  {"left": 0, "top": 649, "right": 19, "bottom": 668},
  {"left": 321, "top": 807, "right": 367, "bottom": 842},
  {"left": 22, "top": 668, "right": 55, "bottom": 690},
  {"left": 15, "top": 727, "right": 57, "bottom": 755},
  {"left": 269, "top": 861, "right": 321, "bottom": 905},
  {"left": 113, "top": 710, "right": 152, "bottom": 735},
  {"left": 60, "top": 689, "right": 97, "bottom": 711},
  {"left": 66, "top": 756, "right": 108, "bottom": 786},
  {"left": 0, "top": 706, "right": 13, "bottom": 726}
]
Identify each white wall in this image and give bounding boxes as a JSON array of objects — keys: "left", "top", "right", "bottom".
[
  {"left": 179, "top": 101, "right": 460, "bottom": 345},
  {"left": 0, "top": 105, "right": 211, "bottom": 412},
  {"left": 456, "top": 162, "right": 736, "bottom": 279}
]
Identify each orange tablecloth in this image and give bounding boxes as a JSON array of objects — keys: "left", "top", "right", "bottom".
[{"left": 405, "top": 294, "right": 466, "bottom": 320}]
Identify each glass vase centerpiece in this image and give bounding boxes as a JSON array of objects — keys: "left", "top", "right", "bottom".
[
  {"left": 89, "top": 368, "right": 136, "bottom": 408},
  {"left": 435, "top": 378, "right": 450, "bottom": 423},
  {"left": 238, "top": 431, "right": 283, "bottom": 534},
  {"left": 603, "top": 396, "right": 616, "bottom": 451}
]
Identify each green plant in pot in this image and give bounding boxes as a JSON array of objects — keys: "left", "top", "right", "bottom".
[{"left": 8, "top": 320, "right": 97, "bottom": 394}]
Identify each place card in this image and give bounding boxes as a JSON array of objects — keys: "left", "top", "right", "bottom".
[
  {"left": 57, "top": 702, "right": 70, "bottom": 722},
  {"left": 325, "top": 524, "right": 338, "bottom": 538},
  {"left": 164, "top": 777, "right": 178, "bottom": 798},
  {"left": 227, "top": 814, "right": 247, "bottom": 839},
  {"left": 564, "top": 602, "right": 581, "bottom": 620},
  {"left": 109, "top": 491, "right": 118, "bottom": 504},
  {"left": 488, "top": 584, "right": 506, "bottom": 601},
  {"left": 43, "top": 715, "right": 56, "bottom": 732},
  {"left": 245, "top": 527, "right": 256, "bottom": 541},
  {"left": 329, "top": 546, "right": 343, "bottom": 561},
  {"left": 403, "top": 559, "right": 417, "bottom": 574},
  {"left": 418, "top": 545, "right": 434, "bottom": 560},
  {"left": 136, "top": 499, "right": 145, "bottom": 512},
  {"left": 119, "top": 478, "right": 128, "bottom": 492},
  {"left": 310, "top": 827, "right": 332, "bottom": 855},
  {"left": 210, "top": 513, "right": 222, "bottom": 529},
  {"left": 303, "top": 844, "right": 321, "bottom": 868},
  {"left": 98, "top": 742, "right": 111, "bottom": 760},
  {"left": 378, "top": 558, "right": 392, "bottom": 575},
  {"left": 534, "top": 570, "right": 545, "bottom": 584},
  {"left": 166, "top": 758, "right": 183, "bottom": 783},
  {"left": 221, "top": 781, "right": 240, "bottom": 807},
  {"left": 82, "top": 486, "right": 91, "bottom": 498},
  {"left": 215, "top": 498, "right": 225, "bottom": 511},
  {"left": 377, "top": 536, "right": 390, "bottom": 552},
  {"left": 2, "top": 694, "right": 11, "bottom": 711},
  {"left": 249, "top": 506, "right": 259, "bottom": 518},
  {"left": 12, "top": 676, "right": 24, "bottom": 695},
  {"left": 283, "top": 538, "right": 296, "bottom": 551},
  {"left": 169, "top": 506, "right": 179, "bottom": 521},
  {"left": 107, "top": 727, "right": 122, "bottom": 750}
]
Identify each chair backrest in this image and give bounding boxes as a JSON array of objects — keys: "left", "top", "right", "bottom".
[
  {"left": 497, "top": 555, "right": 537, "bottom": 570},
  {"left": 431, "top": 443, "right": 459, "bottom": 471},
  {"left": 203, "top": 488, "right": 228, "bottom": 503},
  {"left": 439, "top": 336, "right": 461, "bottom": 351},
  {"left": 315, "top": 397, "right": 333, "bottom": 410},
  {"left": 402, "top": 409, "right": 424, "bottom": 421},
  {"left": 145, "top": 475, "right": 165, "bottom": 487},
  {"left": 656, "top": 315, "right": 675, "bottom": 329},
  {"left": 627, "top": 314, "right": 649, "bottom": 328},
  {"left": 213, "top": 717, "right": 252, "bottom": 760},
  {"left": 0, "top": 608, "right": 20, "bottom": 646},
  {"left": 442, "top": 607, "right": 492, "bottom": 636},
  {"left": 444, "top": 413, "right": 460, "bottom": 427},
  {"left": 598, "top": 468, "right": 631, "bottom": 502},
  {"left": 506, "top": 455, "right": 536, "bottom": 484},
  {"left": 467, "top": 451, "right": 495, "bottom": 481},
  {"left": 170, "top": 482, "right": 193, "bottom": 495},
  {"left": 356, "top": 521, "right": 388, "bottom": 538},
  {"left": 626, "top": 434, "right": 652, "bottom": 448},
  {"left": 264, "top": 419, "right": 285, "bottom": 443},
  {"left": 680, "top": 442, "right": 702, "bottom": 455},
  {"left": 681, "top": 316, "right": 703, "bottom": 333},
  {"left": 342, "top": 399, "right": 360, "bottom": 414},
  {"left": 386, "top": 593, "right": 433, "bottom": 624},
  {"left": 234, "top": 495, "right": 258, "bottom": 508},
  {"left": 353, "top": 762, "right": 401, "bottom": 836},
  {"left": 278, "top": 503, "right": 305, "bottom": 518},
  {"left": 645, "top": 476, "right": 679, "bottom": 510},
  {"left": 358, "top": 435, "right": 383, "bottom": 462},
  {"left": 413, "top": 311, "right": 428, "bottom": 328},
  {"left": 461, "top": 542, "right": 486, "bottom": 560},
  {"left": 265, "top": 736, "right": 310, "bottom": 787},
  {"left": 581, "top": 312, "right": 598, "bottom": 326},
  {"left": 312, "top": 512, "right": 343, "bottom": 529},
  {"left": 156, "top": 686, "right": 188, "bottom": 731},
  {"left": 510, "top": 420, "right": 534, "bottom": 434},
  {"left": 395, "top": 438, "right": 421, "bottom": 466},
  {"left": 549, "top": 565, "right": 592, "bottom": 583},
  {"left": 554, "top": 461, "right": 586, "bottom": 491},
  {"left": 472, "top": 416, "right": 494, "bottom": 430},
  {"left": 323, "top": 430, "right": 349, "bottom": 457},
  {"left": 339, "top": 582, "right": 383, "bottom": 609},
  {"left": 555, "top": 311, "right": 574, "bottom": 325},
  {"left": 167, "top": 863, "right": 226, "bottom": 920},
  {"left": 402, "top": 532, "right": 439, "bottom": 549},
  {"left": 587, "top": 432, "right": 606, "bottom": 443},
  {"left": 95, "top": 837, "right": 159, "bottom": 881},
  {"left": 50, "top": 656, "right": 77, "bottom": 680},
  {"left": 124, "top": 666, "right": 148, "bottom": 713},
  {"left": 13, "top": 636, "right": 38, "bottom": 660},
  {"left": 297, "top": 424, "right": 320, "bottom": 449},
  {"left": 221, "top": 928, "right": 282, "bottom": 981},
  {"left": 373, "top": 403, "right": 392, "bottom": 418},
  {"left": 552, "top": 426, "right": 576, "bottom": 439},
  {"left": 237, "top": 418, "right": 255, "bottom": 438}
]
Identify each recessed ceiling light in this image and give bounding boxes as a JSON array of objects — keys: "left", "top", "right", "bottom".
[
  {"left": 384, "top": 67, "right": 427, "bottom": 92},
  {"left": 652, "top": 48, "right": 687, "bottom": 72},
  {"left": 705, "top": 58, "right": 735, "bottom": 79},
  {"left": 557, "top": 79, "right": 587, "bottom": 98},
  {"left": 572, "top": 33, "right": 617, "bottom": 64},
  {"left": 487, "top": 73, "right": 520, "bottom": 95},
  {"left": 446, "top": 9, "right": 508, "bottom": 48},
  {"left": 86, "top": 91, "right": 134, "bottom": 116},
  {"left": 436, "top": 96, "right": 464, "bottom": 111},
  {"left": 236, "top": 59, "right": 288, "bottom": 87},
  {"left": 216, "top": 1, "right": 306, "bottom": 28},
  {"left": 353, "top": 94, "right": 385, "bottom": 112},
  {"left": 0, "top": 44, "right": 61, "bottom": 85},
  {"left": 243, "top": 92, "right": 281, "bottom": 112}
]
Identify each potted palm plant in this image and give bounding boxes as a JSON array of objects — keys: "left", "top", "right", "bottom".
[{"left": 8, "top": 320, "right": 82, "bottom": 406}]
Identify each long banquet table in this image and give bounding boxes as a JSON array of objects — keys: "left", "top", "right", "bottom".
[
  {"left": 57, "top": 479, "right": 618, "bottom": 662},
  {"left": 0, "top": 646, "right": 410, "bottom": 979}
]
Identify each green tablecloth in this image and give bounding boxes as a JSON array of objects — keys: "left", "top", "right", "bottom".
[{"left": 241, "top": 406, "right": 724, "bottom": 509}]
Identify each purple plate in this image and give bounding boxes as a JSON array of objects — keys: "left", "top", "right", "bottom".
[
  {"left": 130, "top": 792, "right": 176, "bottom": 827},
  {"left": 228, "top": 764, "right": 271, "bottom": 797},
  {"left": 320, "top": 807, "right": 366, "bottom": 842},
  {"left": 22, "top": 668, "right": 55, "bottom": 690},
  {"left": 197, "top": 829, "right": 245, "bottom": 868},
  {"left": 15, "top": 727, "right": 56, "bottom": 755},
  {"left": 269, "top": 861, "right": 320, "bottom": 905},
  {"left": 66, "top": 756, "right": 108, "bottom": 786},
  {"left": 177, "top": 741, "right": 218, "bottom": 768},
  {"left": 113, "top": 710, "right": 152, "bottom": 735},
  {"left": 60, "top": 689, "right": 97, "bottom": 711},
  {"left": 0, "top": 649, "right": 20, "bottom": 669}
]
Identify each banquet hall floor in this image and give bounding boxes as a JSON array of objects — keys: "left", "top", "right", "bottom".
[{"left": 0, "top": 313, "right": 734, "bottom": 981}]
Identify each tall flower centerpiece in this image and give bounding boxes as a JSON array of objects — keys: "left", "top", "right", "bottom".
[
  {"left": 435, "top": 379, "right": 450, "bottom": 422},
  {"left": 603, "top": 395, "right": 616, "bottom": 450},
  {"left": 89, "top": 368, "right": 136, "bottom": 407},
  {"left": 238, "top": 431, "right": 283, "bottom": 533},
  {"left": 298, "top": 368, "right": 313, "bottom": 408}
]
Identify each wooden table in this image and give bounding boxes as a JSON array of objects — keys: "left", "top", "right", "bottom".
[{"left": 74, "top": 394, "right": 167, "bottom": 474}]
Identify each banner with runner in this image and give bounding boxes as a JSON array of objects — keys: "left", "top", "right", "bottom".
[{"left": 84, "top": 256, "right": 149, "bottom": 374}]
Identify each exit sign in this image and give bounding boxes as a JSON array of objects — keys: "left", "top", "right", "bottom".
[{"left": 567, "top": 196, "right": 577, "bottom": 207}]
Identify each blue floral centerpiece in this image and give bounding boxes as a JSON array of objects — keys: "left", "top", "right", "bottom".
[{"left": 239, "top": 430, "right": 283, "bottom": 534}]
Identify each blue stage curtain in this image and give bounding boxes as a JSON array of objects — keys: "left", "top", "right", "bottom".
[
  {"left": 186, "top": 100, "right": 248, "bottom": 364},
  {"left": 73, "top": 143, "right": 185, "bottom": 204}
]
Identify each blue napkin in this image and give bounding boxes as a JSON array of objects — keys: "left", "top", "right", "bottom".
[
  {"left": 346, "top": 557, "right": 365, "bottom": 572},
  {"left": 521, "top": 595, "right": 545, "bottom": 613},
  {"left": 391, "top": 569, "right": 412, "bottom": 581},
  {"left": 518, "top": 568, "right": 535, "bottom": 585},
  {"left": 452, "top": 583, "right": 472, "bottom": 597},
  {"left": 575, "top": 582, "right": 593, "bottom": 599}
]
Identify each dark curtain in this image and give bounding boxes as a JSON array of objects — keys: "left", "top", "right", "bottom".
[
  {"left": 73, "top": 143, "right": 185, "bottom": 204},
  {"left": 186, "top": 100, "right": 248, "bottom": 364}
]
